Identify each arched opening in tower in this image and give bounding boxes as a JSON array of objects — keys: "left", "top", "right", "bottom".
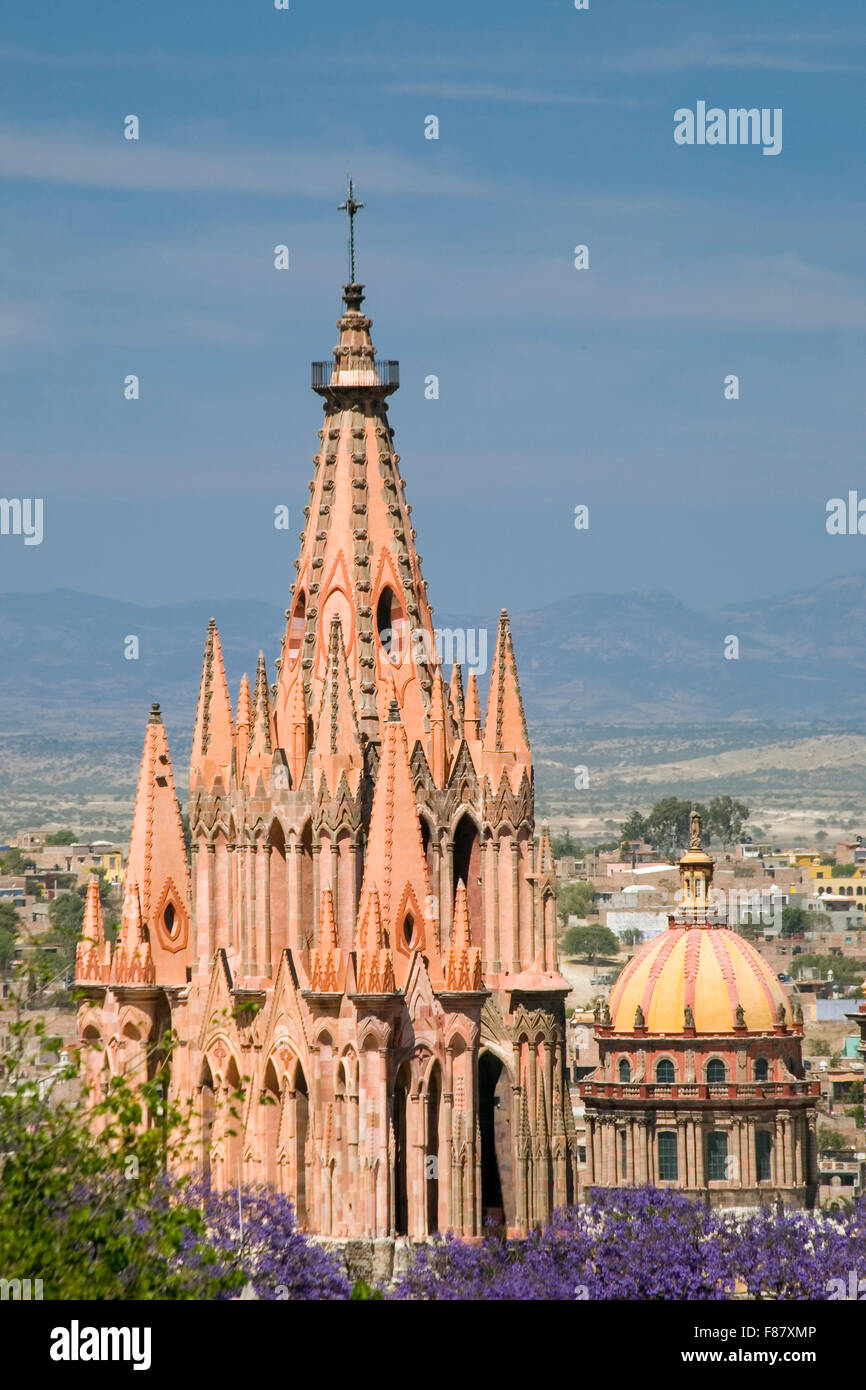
[
  {"left": 299, "top": 821, "right": 314, "bottom": 948},
  {"left": 420, "top": 816, "right": 436, "bottom": 889},
  {"left": 286, "top": 590, "right": 306, "bottom": 665},
  {"left": 376, "top": 585, "right": 407, "bottom": 662},
  {"left": 199, "top": 1060, "right": 215, "bottom": 1179},
  {"left": 262, "top": 1059, "right": 281, "bottom": 1189},
  {"left": 479, "top": 1051, "right": 514, "bottom": 1233},
  {"left": 425, "top": 1063, "right": 441, "bottom": 1235},
  {"left": 393, "top": 1062, "right": 411, "bottom": 1236},
  {"left": 223, "top": 1055, "right": 244, "bottom": 1193},
  {"left": 268, "top": 820, "right": 287, "bottom": 957},
  {"left": 453, "top": 814, "right": 482, "bottom": 937},
  {"left": 294, "top": 1065, "right": 309, "bottom": 1229}
]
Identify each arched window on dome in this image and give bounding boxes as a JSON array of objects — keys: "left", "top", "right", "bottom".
[
  {"left": 656, "top": 1058, "right": 675, "bottom": 1084},
  {"left": 618, "top": 1058, "right": 631, "bottom": 1083},
  {"left": 754, "top": 1057, "right": 769, "bottom": 1082},
  {"left": 706, "top": 1058, "right": 726, "bottom": 1084}
]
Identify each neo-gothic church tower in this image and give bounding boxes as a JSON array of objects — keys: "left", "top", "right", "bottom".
[{"left": 77, "top": 243, "right": 577, "bottom": 1244}]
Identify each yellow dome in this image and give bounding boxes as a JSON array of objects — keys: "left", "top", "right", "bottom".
[{"left": 608, "top": 926, "right": 790, "bottom": 1034}]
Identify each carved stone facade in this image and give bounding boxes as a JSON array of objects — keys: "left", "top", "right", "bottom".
[{"left": 77, "top": 276, "right": 577, "bottom": 1239}]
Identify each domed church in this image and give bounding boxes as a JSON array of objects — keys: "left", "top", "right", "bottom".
[{"left": 580, "top": 811, "right": 819, "bottom": 1208}]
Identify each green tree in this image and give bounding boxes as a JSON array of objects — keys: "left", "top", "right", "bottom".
[
  {"left": 0, "top": 902, "right": 20, "bottom": 979},
  {"left": 620, "top": 811, "right": 647, "bottom": 843},
  {"left": 620, "top": 928, "right": 644, "bottom": 947},
  {"left": 551, "top": 830, "right": 581, "bottom": 858},
  {"left": 643, "top": 798, "right": 705, "bottom": 860},
  {"left": 831, "top": 863, "right": 857, "bottom": 877},
  {"left": 44, "top": 830, "right": 77, "bottom": 846},
  {"left": 46, "top": 891, "right": 85, "bottom": 969},
  {"left": 781, "top": 905, "right": 827, "bottom": 938},
  {"left": 818, "top": 1127, "right": 846, "bottom": 1154},
  {"left": 706, "top": 796, "right": 749, "bottom": 848},
  {"left": 0, "top": 848, "right": 27, "bottom": 875},
  {"left": 560, "top": 924, "right": 620, "bottom": 963},
  {"left": 0, "top": 1013, "right": 245, "bottom": 1300},
  {"left": 556, "top": 882, "right": 595, "bottom": 924},
  {"left": 792, "top": 954, "right": 866, "bottom": 984}
]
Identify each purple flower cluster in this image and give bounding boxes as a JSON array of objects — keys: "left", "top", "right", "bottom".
[
  {"left": 391, "top": 1188, "right": 866, "bottom": 1301},
  {"left": 191, "top": 1182, "right": 351, "bottom": 1301}
]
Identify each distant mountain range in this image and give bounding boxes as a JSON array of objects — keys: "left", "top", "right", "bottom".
[{"left": 1, "top": 576, "right": 865, "bottom": 751}]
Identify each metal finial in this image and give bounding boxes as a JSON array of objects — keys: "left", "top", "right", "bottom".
[{"left": 338, "top": 176, "right": 365, "bottom": 283}]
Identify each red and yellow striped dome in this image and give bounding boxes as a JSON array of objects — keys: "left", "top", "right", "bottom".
[{"left": 608, "top": 925, "right": 790, "bottom": 1034}]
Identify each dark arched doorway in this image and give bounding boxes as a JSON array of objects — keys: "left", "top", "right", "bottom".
[
  {"left": 294, "top": 1066, "right": 309, "bottom": 1228},
  {"left": 453, "top": 814, "right": 482, "bottom": 933},
  {"left": 479, "top": 1051, "right": 514, "bottom": 1231},
  {"left": 426, "top": 1064, "right": 441, "bottom": 1234},
  {"left": 199, "top": 1060, "right": 215, "bottom": 1178},
  {"left": 393, "top": 1062, "right": 410, "bottom": 1236}
]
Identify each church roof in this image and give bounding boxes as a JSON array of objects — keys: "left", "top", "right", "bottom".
[
  {"left": 607, "top": 925, "right": 791, "bottom": 1034},
  {"left": 607, "top": 811, "right": 790, "bottom": 1034}
]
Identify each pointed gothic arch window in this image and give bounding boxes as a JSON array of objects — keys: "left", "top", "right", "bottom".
[
  {"left": 287, "top": 591, "right": 306, "bottom": 665},
  {"left": 452, "top": 814, "right": 482, "bottom": 936},
  {"left": 376, "top": 585, "right": 406, "bottom": 662},
  {"left": 262, "top": 1060, "right": 281, "bottom": 1189},
  {"left": 403, "top": 913, "right": 415, "bottom": 947},
  {"left": 199, "top": 1060, "right": 215, "bottom": 1179}
]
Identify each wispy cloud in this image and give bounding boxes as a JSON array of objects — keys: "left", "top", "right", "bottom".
[
  {"left": 0, "top": 126, "right": 488, "bottom": 198},
  {"left": 385, "top": 80, "right": 651, "bottom": 108},
  {"left": 613, "top": 32, "right": 866, "bottom": 76}
]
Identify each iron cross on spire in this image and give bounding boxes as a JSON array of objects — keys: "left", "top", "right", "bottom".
[{"left": 338, "top": 177, "right": 365, "bottom": 284}]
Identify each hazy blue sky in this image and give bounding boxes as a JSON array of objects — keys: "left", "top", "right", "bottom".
[{"left": 1, "top": 0, "right": 865, "bottom": 614}]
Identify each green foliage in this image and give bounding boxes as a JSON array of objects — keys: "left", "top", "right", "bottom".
[
  {"left": 817, "top": 1127, "right": 847, "bottom": 1154},
  {"left": 791, "top": 954, "right": 866, "bottom": 983},
  {"left": 623, "top": 796, "right": 750, "bottom": 858},
  {"left": 846, "top": 1104, "right": 865, "bottom": 1129},
  {"left": 832, "top": 863, "right": 857, "bottom": 877},
  {"left": 44, "top": 830, "right": 78, "bottom": 846},
  {"left": 0, "top": 848, "right": 27, "bottom": 875},
  {"left": 551, "top": 830, "right": 581, "bottom": 857},
  {"left": 350, "top": 1280, "right": 384, "bottom": 1300},
  {"left": 561, "top": 924, "right": 620, "bottom": 963},
  {"left": 706, "top": 795, "right": 750, "bottom": 847},
  {"left": 46, "top": 890, "right": 85, "bottom": 969},
  {"left": 556, "top": 881, "right": 595, "bottom": 923},
  {"left": 848, "top": 1080, "right": 864, "bottom": 1104},
  {"left": 0, "top": 1013, "right": 244, "bottom": 1300},
  {"left": 811, "top": 1039, "right": 830, "bottom": 1056},
  {"left": 619, "top": 811, "right": 647, "bottom": 842},
  {"left": 781, "top": 905, "right": 826, "bottom": 937},
  {"left": 619, "top": 928, "right": 644, "bottom": 947}
]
